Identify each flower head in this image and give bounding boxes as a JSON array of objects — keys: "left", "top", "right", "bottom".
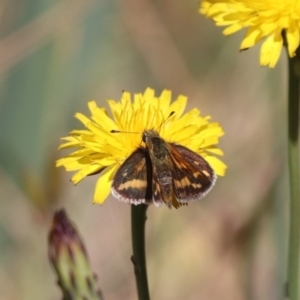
[
  {"left": 200, "top": 0, "right": 300, "bottom": 67},
  {"left": 57, "top": 88, "right": 226, "bottom": 205}
]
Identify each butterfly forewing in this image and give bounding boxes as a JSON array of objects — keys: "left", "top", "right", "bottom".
[
  {"left": 169, "top": 144, "right": 216, "bottom": 202},
  {"left": 111, "top": 148, "right": 152, "bottom": 204}
]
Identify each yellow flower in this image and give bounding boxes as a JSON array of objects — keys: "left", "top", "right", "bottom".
[
  {"left": 200, "top": 0, "right": 300, "bottom": 67},
  {"left": 57, "top": 88, "right": 226, "bottom": 205}
]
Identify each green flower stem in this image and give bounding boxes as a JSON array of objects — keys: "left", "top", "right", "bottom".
[
  {"left": 287, "top": 55, "right": 300, "bottom": 300},
  {"left": 131, "top": 204, "right": 150, "bottom": 300}
]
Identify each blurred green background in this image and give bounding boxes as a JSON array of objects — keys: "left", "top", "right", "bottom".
[{"left": 0, "top": 0, "right": 288, "bottom": 299}]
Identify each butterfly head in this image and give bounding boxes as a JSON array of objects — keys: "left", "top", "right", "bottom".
[
  {"left": 142, "top": 129, "right": 160, "bottom": 143},
  {"left": 142, "top": 129, "right": 170, "bottom": 163}
]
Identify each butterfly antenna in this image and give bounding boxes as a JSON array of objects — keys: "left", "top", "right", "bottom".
[
  {"left": 155, "top": 111, "right": 175, "bottom": 131},
  {"left": 110, "top": 129, "right": 140, "bottom": 134}
]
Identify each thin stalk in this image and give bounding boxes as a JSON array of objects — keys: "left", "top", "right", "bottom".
[
  {"left": 286, "top": 55, "right": 300, "bottom": 300},
  {"left": 131, "top": 204, "right": 150, "bottom": 300}
]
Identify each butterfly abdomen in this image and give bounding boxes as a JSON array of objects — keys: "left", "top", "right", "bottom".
[{"left": 152, "top": 164, "right": 173, "bottom": 208}]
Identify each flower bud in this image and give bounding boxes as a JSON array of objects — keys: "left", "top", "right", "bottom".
[{"left": 48, "top": 209, "right": 103, "bottom": 300}]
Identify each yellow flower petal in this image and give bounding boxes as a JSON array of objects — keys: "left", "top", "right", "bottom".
[
  {"left": 286, "top": 20, "right": 300, "bottom": 56},
  {"left": 223, "top": 23, "right": 244, "bottom": 35},
  {"left": 260, "top": 31, "right": 283, "bottom": 68},
  {"left": 240, "top": 27, "right": 263, "bottom": 49},
  {"left": 205, "top": 156, "right": 227, "bottom": 176},
  {"left": 168, "top": 95, "right": 187, "bottom": 119},
  {"left": 205, "top": 146, "right": 224, "bottom": 156},
  {"left": 158, "top": 89, "right": 172, "bottom": 115},
  {"left": 165, "top": 108, "right": 201, "bottom": 139},
  {"left": 93, "top": 164, "right": 119, "bottom": 204},
  {"left": 58, "top": 139, "right": 81, "bottom": 150},
  {"left": 88, "top": 101, "right": 118, "bottom": 130},
  {"left": 72, "top": 164, "right": 105, "bottom": 184}
]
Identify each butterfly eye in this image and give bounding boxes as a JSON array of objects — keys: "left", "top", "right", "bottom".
[{"left": 142, "top": 132, "right": 147, "bottom": 143}]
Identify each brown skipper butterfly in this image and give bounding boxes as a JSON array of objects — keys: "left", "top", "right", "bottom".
[{"left": 111, "top": 129, "right": 216, "bottom": 208}]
